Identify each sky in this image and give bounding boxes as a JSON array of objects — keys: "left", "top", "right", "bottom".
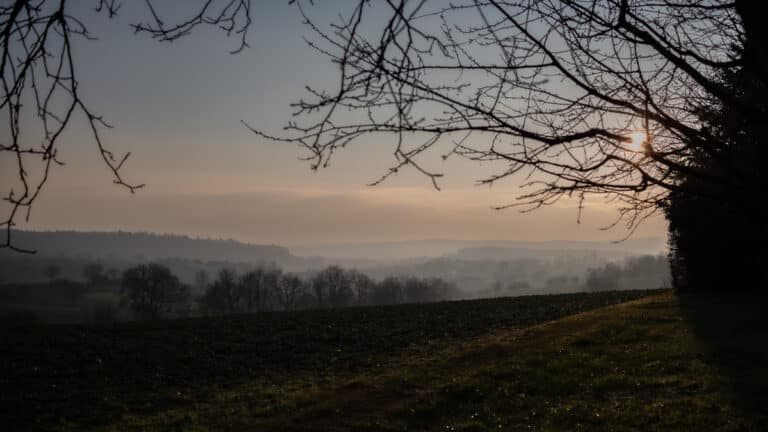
[{"left": 2, "top": 1, "right": 667, "bottom": 246}]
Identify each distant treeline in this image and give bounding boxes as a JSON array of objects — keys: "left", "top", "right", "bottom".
[
  {"left": 196, "top": 266, "right": 459, "bottom": 315},
  {"left": 0, "top": 251, "right": 668, "bottom": 297},
  {"left": 1, "top": 248, "right": 670, "bottom": 324},
  {"left": 584, "top": 255, "right": 671, "bottom": 292},
  {"left": 0, "top": 263, "right": 459, "bottom": 323}
]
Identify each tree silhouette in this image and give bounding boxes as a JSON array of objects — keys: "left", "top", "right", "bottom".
[
  {"left": 276, "top": 273, "right": 304, "bottom": 311},
  {"left": 1, "top": 0, "right": 251, "bottom": 251},
  {"left": 199, "top": 268, "right": 241, "bottom": 314},
  {"left": 255, "top": 0, "right": 765, "bottom": 290},
  {"left": 257, "top": 3, "right": 753, "bottom": 229},
  {"left": 120, "top": 263, "right": 189, "bottom": 319},
  {"left": 666, "top": 56, "right": 768, "bottom": 291},
  {"left": 312, "top": 265, "right": 354, "bottom": 308}
]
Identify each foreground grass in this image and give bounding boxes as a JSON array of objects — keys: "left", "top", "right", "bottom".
[{"left": 3, "top": 289, "right": 766, "bottom": 431}]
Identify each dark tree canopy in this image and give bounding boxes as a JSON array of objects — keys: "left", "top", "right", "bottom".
[{"left": 665, "top": 56, "right": 768, "bottom": 291}]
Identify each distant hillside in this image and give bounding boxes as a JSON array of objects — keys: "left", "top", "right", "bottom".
[
  {"left": 450, "top": 246, "right": 637, "bottom": 261},
  {"left": 292, "top": 237, "right": 667, "bottom": 260},
  {"left": 1, "top": 230, "right": 292, "bottom": 263}
]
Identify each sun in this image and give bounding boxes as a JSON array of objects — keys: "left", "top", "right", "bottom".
[{"left": 627, "top": 132, "right": 647, "bottom": 152}]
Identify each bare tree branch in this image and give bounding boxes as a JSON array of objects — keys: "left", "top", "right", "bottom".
[
  {"left": 1, "top": 0, "right": 251, "bottom": 252},
  {"left": 255, "top": 0, "right": 747, "bottom": 234}
]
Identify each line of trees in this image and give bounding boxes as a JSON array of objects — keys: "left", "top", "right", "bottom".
[
  {"left": 584, "top": 255, "right": 670, "bottom": 292},
  {"left": 117, "top": 264, "right": 459, "bottom": 320},
  {"left": 197, "top": 265, "right": 459, "bottom": 315}
]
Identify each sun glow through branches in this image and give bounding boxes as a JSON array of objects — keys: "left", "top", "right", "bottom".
[{"left": 627, "top": 132, "right": 647, "bottom": 152}]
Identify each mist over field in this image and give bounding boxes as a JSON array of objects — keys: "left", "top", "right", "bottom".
[{"left": 0, "top": 230, "right": 670, "bottom": 324}]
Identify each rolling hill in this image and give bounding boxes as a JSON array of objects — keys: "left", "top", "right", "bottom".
[{"left": 1, "top": 230, "right": 293, "bottom": 263}]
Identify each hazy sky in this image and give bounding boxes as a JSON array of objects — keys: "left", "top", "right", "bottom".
[{"left": 2, "top": 1, "right": 666, "bottom": 246}]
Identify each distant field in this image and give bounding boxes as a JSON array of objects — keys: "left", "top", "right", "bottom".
[{"left": 3, "top": 288, "right": 766, "bottom": 431}]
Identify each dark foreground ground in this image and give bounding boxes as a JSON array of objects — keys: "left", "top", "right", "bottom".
[{"left": 2, "top": 288, "right": 766, "bottom": 431}]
